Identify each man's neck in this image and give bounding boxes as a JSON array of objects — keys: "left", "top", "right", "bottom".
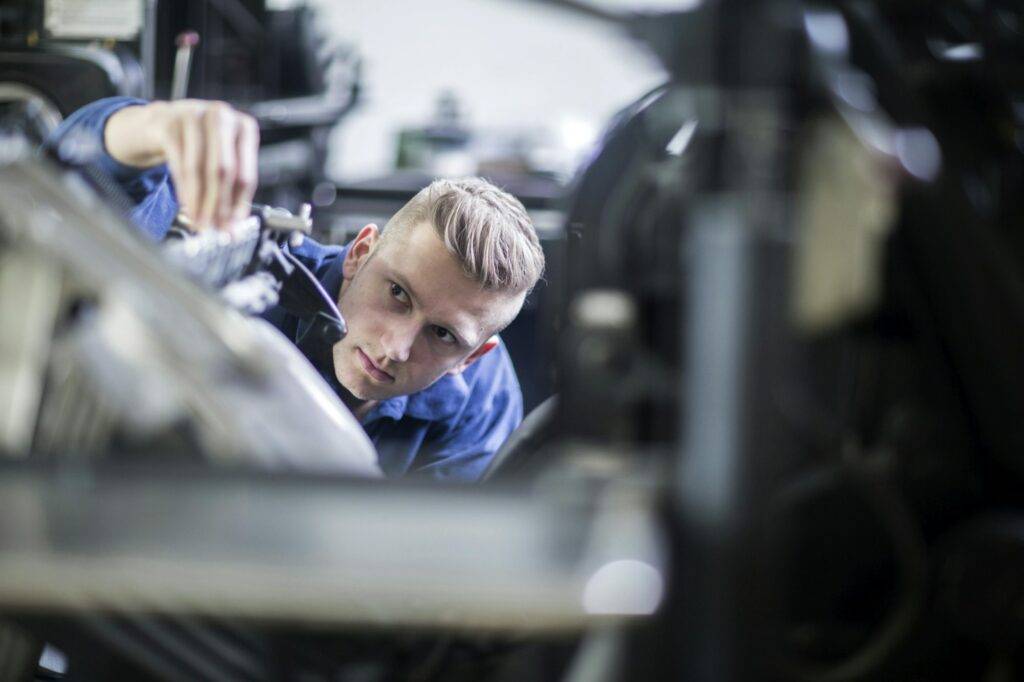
[
  {"left": 352, "top": 399, "right": 379, "bottom": 421},
  {"left": 336, "top": 383, "right": 378, "bottom": 421}
]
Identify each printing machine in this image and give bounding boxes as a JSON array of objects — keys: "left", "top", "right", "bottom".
[{"left": 1, "top": 0, "right": 1024, "bottom": 680}]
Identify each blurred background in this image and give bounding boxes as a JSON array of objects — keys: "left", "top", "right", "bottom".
[{"left": 313, "top": 0, "right": 666, "bottom": 184}]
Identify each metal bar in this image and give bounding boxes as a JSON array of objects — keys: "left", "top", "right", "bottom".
[{"left": 0, "top": 465, "right": 664, "bottom": 632}]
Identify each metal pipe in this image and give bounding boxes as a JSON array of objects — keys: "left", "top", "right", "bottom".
[
  {"left": 170, "top": 30, "right": 200, "bottom": 101},
  {"left": 141, "top": 0, "right": 158, "bottom": 99}
]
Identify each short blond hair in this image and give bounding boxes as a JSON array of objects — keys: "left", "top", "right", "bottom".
[{"left": 382, "top": 177, "right": 544, "bottom": 295}]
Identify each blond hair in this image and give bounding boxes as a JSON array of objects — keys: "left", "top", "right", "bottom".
[{"left": 382, "top": 177, "right": 544, "bottom": 294}]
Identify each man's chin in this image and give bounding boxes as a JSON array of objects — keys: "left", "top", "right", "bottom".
[{"left": 335, "top": 373, "right": 396, "bottom": 402}]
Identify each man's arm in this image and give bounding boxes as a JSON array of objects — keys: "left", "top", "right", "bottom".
[
  {"left": 48, "top": 97, "right": 259, "bottom": 234},
  {"left": 105, "top": 100, "right": 259, "bottom": 232}
]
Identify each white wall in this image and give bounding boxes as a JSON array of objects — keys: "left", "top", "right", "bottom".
[{"left": 313, "top": 0, "right": 667, "bottom": 182}]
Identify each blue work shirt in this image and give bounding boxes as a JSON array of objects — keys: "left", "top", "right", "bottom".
[
  {"left": 47, "top": 96, "right": 179, "bottom": 241},
  {"left": 47, "top": 96, "right": 525, "bottom": 482}
]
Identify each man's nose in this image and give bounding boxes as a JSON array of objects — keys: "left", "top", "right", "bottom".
[{"left": 381, "top": 322, "right": 415, "bottom": 363}]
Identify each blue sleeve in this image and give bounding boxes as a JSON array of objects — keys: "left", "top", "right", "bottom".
[
  {"left": 45, "top": 97, "right": 178, "bottom": 240},
  {"left": 286, "top": 237, "right": 345, "bottom": 279},
  {"left": 413, "top": 350, "right": 524, "bottom": 482}
]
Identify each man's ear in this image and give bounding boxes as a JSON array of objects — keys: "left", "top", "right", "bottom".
[
  {"left": 448, "top": 335, "right": 499, "bottom": 375},
  {"left": 341, "top": 224, "right": 379, "bottom": 281}
]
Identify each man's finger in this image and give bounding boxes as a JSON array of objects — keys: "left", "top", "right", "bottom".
[
  {"left": 216, "top": 105, "right": 241, "bottom": 228},
  {"left": 231, "top": 114, "right": 259, "bottom": 222},
  {"left": 164, "top": 137, "right": 186, "bottom": 225},
  {"left": 179, "top": 108, "right": 204, "bottom": 229},
  {"left": 199, "top": 104, "right": 235, "bottom": 231}
]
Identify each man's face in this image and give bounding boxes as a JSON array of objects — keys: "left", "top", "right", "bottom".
[{"left": 332, "top": 221, "right": 524, "bottom": 402}]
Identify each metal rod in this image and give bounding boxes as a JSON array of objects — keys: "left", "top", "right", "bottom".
[
  {"left": 141, "top": 0, "right": 158, "bottom": 99},
  {"left": 170, "top": 30, "right": 200, "bottom": 101}
]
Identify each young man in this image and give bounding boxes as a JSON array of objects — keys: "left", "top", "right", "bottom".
[{"left": 47, "top": 97, "right": 545, "bottom": 482}]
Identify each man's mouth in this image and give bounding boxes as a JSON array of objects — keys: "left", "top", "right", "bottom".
[{"left": 357, "top": 348, "right": 395, "bottom": 383}]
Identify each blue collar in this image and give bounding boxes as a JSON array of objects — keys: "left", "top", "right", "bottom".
[
  {"left": 299, "top": 242, "right": 472, "bottom": 425},
  {"left": 364, "top": 371, "right": 471, "bottom": 425}
]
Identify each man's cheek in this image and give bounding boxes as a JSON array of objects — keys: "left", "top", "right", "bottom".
[{"left": 342, "top": 301, "right": 381, "bottom": 340}]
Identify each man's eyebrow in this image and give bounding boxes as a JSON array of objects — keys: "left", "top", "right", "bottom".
[{"left": 392, "top": 272, "right": 475, "bottom": 347}]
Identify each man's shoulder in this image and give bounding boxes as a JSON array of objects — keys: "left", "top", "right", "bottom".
[
  {"left": 405, "top": 339, "right": 521, "bottom": 425},
  {"left": 463, "top": 340, "right": 518, "bottom": 388},
  {"left": 459, "top": 340, "right": 520, "bottom": 410},
  {"left": 288, "top": 238, "right": 347, "bottom": 279}
]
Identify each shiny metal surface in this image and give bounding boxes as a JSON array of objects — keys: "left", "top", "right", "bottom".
[
  {"left": 0, "top": 157, "right": 378, "bottom": 476},
  {"left": 0, "top": 466, "right": 664, "bottom": 632}
]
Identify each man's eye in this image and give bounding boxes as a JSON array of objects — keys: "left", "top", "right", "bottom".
[
  {"left": 433, "top": 326, "right": 457, "bottom": 345},
  {"left": 389, "top": 282, "right": 409, "bottom": 304}
]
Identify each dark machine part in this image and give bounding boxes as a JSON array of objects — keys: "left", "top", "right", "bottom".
[
  {"left": 149, "top": 1, "right": 360, "bottom": 122},
  {"left": 150, "top": 0, "right": 362, "bottom": 206},
  {"left": 277, "top": 250, "right": 347, "bottom": 347},
  {"left": 853, "top": 0, "right": 1024, "bottom": 486},
  {"left": 0, "top": 44, "right": 145, "bottom": 142},
  {"left": 554, "top": 6, "right": 808, "bottom": 679},
  {"left": 0, "top": 0, "right": 360, "bottom": 207},
  {"left": 549, "top": 0, "right": 1024, "bottom": 681},
  {"left": 557, "top": 83, "right": 686, "bottom": 446},
  {"left": 166, "top": 201, "right": 347, "bottom": 345},
  {"left": 149, "top": 0, "right": 266, "bottom": 104},
  {"left": 0, "top": 2, "right": 146, "bottom": 141},
  {"left": 935, "top": 517, "right": 1024, "bottom": 652}
]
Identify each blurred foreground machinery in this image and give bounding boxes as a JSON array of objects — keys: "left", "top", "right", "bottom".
[
  {"left": 550, "top": 0, "right": 1024, "bottom": 680},
  {"left": 0, "top": 149, "right": 379, "bottom": 474}
]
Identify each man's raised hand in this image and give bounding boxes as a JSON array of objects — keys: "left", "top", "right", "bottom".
[{"left": 105, "top": 99, "right": 259, "bottom": 233}]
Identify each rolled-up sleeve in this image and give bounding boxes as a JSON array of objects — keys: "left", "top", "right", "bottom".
[{"left": 45, "top": 97, "right": 177, "bottom": 240}]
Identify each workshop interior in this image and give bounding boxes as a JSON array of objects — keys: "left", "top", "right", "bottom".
[{"left": 1, "top": 0, "right": 1023, "bottom": 679}]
